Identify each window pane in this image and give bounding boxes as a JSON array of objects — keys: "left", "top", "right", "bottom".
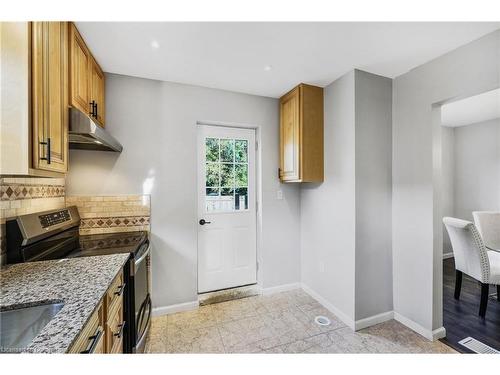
[
  {"left": 206, "top": 138, "right": 219, "bottom": 162},
  {"left": 206, "top": 187, "right": 219, "bottom": 196},
  {"left": 235, "top": 188, "right": 248, "bottom": 210},
  {"left": 206, "top": 163, "right": 220, "bottom": 187},
  {"left": 235, "top": 163, "right": 248, "bottom": 187},
  {"left": 220, "top": 163, "right": 235, "bottom": 187},
  {"left": 205, "top": 188, "right": 220, "bottom": 212},
  {"left": 235, "top": 140, "right": 248, "bottom": 162},
  {"left": 205, "top": 188, "right": 233, "bottom": 212},
  {"left": 220, "top": 139, "right": 234, "bottom": 162}
]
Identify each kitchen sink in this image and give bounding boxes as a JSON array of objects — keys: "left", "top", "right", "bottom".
[{"left": 0, "top": 302, "right": 64, "bottom": 352}]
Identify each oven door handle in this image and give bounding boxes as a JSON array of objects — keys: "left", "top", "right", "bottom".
[
  {"left": 136, "top": 294, "right": 152, "bottom": 343},
  {"left": 134, "top": 243, "right": 150, "bottom": 267}
]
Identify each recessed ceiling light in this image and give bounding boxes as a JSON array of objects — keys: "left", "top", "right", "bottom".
[
  {"left": 151, "top": 40, "right": 160, "bottom": 49},
  {"left": 264, "top": 65, "right": 273, "bottom": 72}
]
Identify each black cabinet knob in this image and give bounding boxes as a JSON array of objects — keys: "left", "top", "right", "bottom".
[{"left": 199, "top": 219, "right": 211, "bottom": 225}]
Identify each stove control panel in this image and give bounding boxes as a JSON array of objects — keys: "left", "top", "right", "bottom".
[{"left": 39, "top": 209, "right": 72, "bottom": 228}]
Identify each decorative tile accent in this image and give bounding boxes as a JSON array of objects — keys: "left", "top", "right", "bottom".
[
  {"left": 66, "top": 195, "right": 151, "bottom": 235},
  {"left": 0, "top": 183, "right": 65, "bottom": 201},
  {"left": 0, "top": 177, "right": 66, "bottom": 266}
]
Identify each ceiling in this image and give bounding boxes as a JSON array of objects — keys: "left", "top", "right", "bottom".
[
  {"left": 441, "top": 88, "right": 500, "bottom": 127},
  {"left": 76, "top": 22, "right": 500, "bottom": 98}
]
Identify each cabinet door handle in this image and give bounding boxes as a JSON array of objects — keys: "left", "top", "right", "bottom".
[
  {"left": 40, "top": 138, "right": 51, "bottom": 164},
  {"left": 81, "top": 328, "right": 103, "bottom": 354},
  {"left": 89, "top": 101, "right": 96, "bottom": 117},
  {"left": 113, "top": 322, "right": 125, "bottom": 338},
  {"left": 114, "top": 284, "right": 125, "bottom": 296},
  {"left": 95, "top": 103, "right": 98, "bottom": 118}
]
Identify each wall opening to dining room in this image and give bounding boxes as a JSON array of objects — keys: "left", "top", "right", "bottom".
[{"left": 435, "top": 88, "right": 500, "bottom": 352}]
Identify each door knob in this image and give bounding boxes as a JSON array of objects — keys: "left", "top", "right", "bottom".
[{"left": 199, "top": 219, "right": 211, "bottom": 225}]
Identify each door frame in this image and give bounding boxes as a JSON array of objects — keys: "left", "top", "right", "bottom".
[{"left": 196, "top": 120, "right": 263, "bottom": 293}]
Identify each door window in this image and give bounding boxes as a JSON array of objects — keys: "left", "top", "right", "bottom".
[{"left": 205, "top": 137, "right": 249, "bottom": 212}]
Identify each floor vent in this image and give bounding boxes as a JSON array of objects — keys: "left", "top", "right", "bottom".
[
  {"left": 458, "top": 337, "right": 499, "bottom": 354},
  {"left": 314, "top": 316, "right": 331, "bottom": 326}
]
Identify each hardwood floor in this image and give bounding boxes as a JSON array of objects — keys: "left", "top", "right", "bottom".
[{"left": 441, "top": 258, "right": 500, "bottom": 353}]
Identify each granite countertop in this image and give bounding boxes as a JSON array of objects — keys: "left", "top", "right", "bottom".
[{"left": 0, "top": 254, "right": 130, "bottom": 353}]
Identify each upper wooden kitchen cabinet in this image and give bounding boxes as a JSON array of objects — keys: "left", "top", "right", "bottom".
[
  {"left": 89, "top": 56, "right": 105, "bottom": 126},
  {"left": 31, "top": 22, "right": 69, "bottom": 173},
  {"left": 279, "top": 83, "right": 324, "bottom": 183},
  {"left": 69, "top": 22, "right": 106, "bottom": 127},
  {"left": 69, "top": 23, "right": 90, "bottom": 116}
]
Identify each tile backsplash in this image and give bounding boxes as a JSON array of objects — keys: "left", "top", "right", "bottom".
[
  {"left": 0, "top": 176, "right": 151, "bottom": 265},
  {"left": 0, "top": 177, "right": 66, "bottom": 264},
  {"left": 66, "top": 195, "right": 150, "bottom": 235}
]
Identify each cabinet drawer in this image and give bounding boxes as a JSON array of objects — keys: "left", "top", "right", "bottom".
[
  {"left": 106, "top": 271, "right": 125, "bottom": 313},
  {"left": 68, "top": 302, "right": 104, "bottom": 353},
  {"left": 106, "top": 299, "right": 124, "bottom": 353}
]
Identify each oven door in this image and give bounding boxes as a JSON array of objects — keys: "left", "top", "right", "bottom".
[{"left": 133, "top": 243, "right": 151, "bottom": 353}]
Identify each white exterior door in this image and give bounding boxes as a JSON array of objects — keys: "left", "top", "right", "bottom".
[{"left": 197, "top": 125, "right": 257, "bottom": 293}]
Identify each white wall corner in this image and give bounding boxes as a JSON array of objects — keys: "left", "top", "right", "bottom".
[
  {"left": 261, "top": 282, "right": 301, "bottom": 296},
  {"left": 152, "top": 300, "right": 199, "bottom": 317},
  {"left": 443, "top": 252, "right": 454, "bottom": 259},
  {"left": 394, "top": 312, "right": 446, "bottom": 341},
  {"left": 301, "top": 283, "right": 355, "bottom": 330},
  {"left": 354, "top": 311, "right": 394, "bottom": 331}
]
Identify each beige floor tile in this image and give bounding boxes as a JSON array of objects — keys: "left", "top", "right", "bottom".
[
  {"left": 167, "top": 305, "right": 218, "bottom": 331},
  {"left": 166, "top": 326, "right": 225, "bottom": 353},
  {"left": 145, "top": 336, "right": 169, "bottom": 353},
  {"left": 218, "top": 307, "right": 313, "bottom": 352},
  {"left": 143, "top": 291, "right": 457, "bottom": 354},
  {"left": 359, "top": 320, "right": 457, "bottom": 353},
  {"left": 212, "top": 297, "right": 260, "bottom": 323}
]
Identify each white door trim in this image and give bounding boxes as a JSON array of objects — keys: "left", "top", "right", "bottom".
[{"left": 196, "top": 122, "right": 262, "bottom": 293}]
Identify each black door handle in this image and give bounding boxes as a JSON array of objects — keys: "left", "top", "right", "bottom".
[{"left": 199, "top": 219, "right": 211, "bottom": 225}]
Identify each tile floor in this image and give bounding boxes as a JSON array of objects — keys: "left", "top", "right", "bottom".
[{"left": 145, "top": 289, "right": 457, "bottom": 353}]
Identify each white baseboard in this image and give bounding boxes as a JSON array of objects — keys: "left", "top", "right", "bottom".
[
  {"left": 354, "top": 311, "right": 394, "bottom": 331},
  {"left": 393, "top": 312, "right": 446, "bottom": 341},
  {"left": 443, "top": 252, "right": 454, "bottom": 259},
  {"left": 261, "top": 282, "right": 301, "bottom": 296},
  {"left": 152, "top": 300, "right": 199, "bottom": 317},
  {"left": 300, "top": 283, "right": 355, "bottom": 330}
]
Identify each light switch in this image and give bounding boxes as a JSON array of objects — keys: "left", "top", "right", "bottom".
[{"left": 277, "top": 190, "right": 283, "bottom": 200}]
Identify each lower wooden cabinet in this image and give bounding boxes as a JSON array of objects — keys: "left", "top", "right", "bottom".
[
  {"left": 69, "top": 270, "right": 125, "bottom": 354},
  {"left": 68, "top": 301, "right": 105, "bottom": 354},
  {"left": 107, "top": 301, "right": 124, "bottom": 353}
]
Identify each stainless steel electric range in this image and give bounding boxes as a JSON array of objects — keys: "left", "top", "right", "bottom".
[{"left": 5, "top": 206, "right": 152, "bottom": 353}]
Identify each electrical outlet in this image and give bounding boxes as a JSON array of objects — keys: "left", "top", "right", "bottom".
[{"left": 277, "top": 190, "right": 283, "bottom": 200}]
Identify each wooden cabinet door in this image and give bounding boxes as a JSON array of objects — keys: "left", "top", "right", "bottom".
[
  {"left": 31, "top": 22, "right": 69, "bottom": 173},
  {"left": 279, "top": 87, "right": 301, "bottom": 181},
  {"left": 89, "top": 57, "right": 105, "bottom": 126},
  {"left": 69, "top": 23, "right": 91, "bottom": 115}
]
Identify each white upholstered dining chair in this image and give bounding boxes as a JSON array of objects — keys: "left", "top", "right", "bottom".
[
  {"left": 443, "top": 217, "right": 500, "bottom": 317},
  {"left": 473, "top": 211, "right": 500, "bottom": 252}
]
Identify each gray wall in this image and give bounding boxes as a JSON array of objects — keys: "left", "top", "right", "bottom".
[
  {"left": 354, "top": 71, "right": 393, "bottom": 321},
  {"left": 67, "top": 74, "right": 301, "bottom": 309},
  {"left": 454, "top": 119, "right": 500, "bottom": 221},
  {"left": 300, "top": 71, "right": 356, "bottom": 322},
  {"left": 441, "top": 126, "right": 455, "bottom": 255},
  {"left": 300, "top": 70, "right": 393, "bottom": 325},
  {"left": 392, "top": 30, "right": 500, "bottom": 334},
  {"left": 441, "top": 119, "right": 500, "bottom": 256}
]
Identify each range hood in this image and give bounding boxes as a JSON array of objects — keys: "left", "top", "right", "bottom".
[{"left": 69, "top": 108, "right": 123, "bottom": 152}]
